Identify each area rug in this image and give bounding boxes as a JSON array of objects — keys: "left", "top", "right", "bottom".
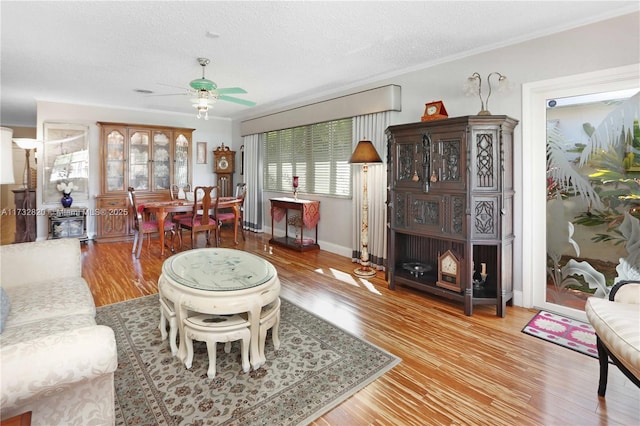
[
  {"left": 522, "top": 310, "right": 598, "bottom": 359},
  {"left": 96, "top": 295, "right": 401, "bottom": 425}
]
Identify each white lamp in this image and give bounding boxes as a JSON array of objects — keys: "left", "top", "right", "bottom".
[
  {"left": 13, "top": 138, "right": 40, "bottom": 189},
  {"left": 192, "top": 91, "right": 216, "bottom": 120},
  {"left": 464, "top": 72, "right": 509, "bottom": 115},
  {"left": 1, "top": 127, "right": 15, "bottom": 184},
  {"left": 349, "top": 139, "right": 382, "bottom": 277}
]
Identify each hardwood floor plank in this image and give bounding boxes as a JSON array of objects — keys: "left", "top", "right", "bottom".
[{"left": 2, "top": 230, "right": 638, "bottom": 425}]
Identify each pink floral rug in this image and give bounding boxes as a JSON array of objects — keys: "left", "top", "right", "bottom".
[{"left": 522, "top": 310, "right": 598, "bottom": 358}]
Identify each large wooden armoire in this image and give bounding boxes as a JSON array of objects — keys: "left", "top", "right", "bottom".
[
  {"left": 95, "top": 122, "right": 193, "bottom": 242},
  {"left": 386, "top": 115, "right": 518, "bottom": 317}
]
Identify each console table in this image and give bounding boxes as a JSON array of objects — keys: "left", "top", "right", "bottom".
[
  {"left": 269, "top": 197, "right": 320, "bottom": 252},
  {"left": 47, "top": 207, "right": 88, "bottom": 242}
]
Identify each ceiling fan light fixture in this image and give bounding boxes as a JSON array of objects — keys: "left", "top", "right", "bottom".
[{"left": 192, "top": 94, "right": 215, "bottom": 120}]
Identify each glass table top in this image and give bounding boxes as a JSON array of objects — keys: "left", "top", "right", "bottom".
[{"left": 162, "top": 248, "right": 276, "bottom": 291}]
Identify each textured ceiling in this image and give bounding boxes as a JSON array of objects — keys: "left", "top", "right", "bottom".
[{"left": 1, "top": 1, "right": 637, "bottom": 126}]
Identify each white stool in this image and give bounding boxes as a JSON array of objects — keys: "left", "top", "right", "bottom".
[
  {"left": 183, "top": 313, "right": 251, "bottom": 379},
  {"left": 258, "top": 297, "right": 281, "bottom": 361},
  {"left": 158, "top": 296, "right": 178, "bottom": 356}
]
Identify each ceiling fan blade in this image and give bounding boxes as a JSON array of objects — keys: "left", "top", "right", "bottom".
[
  {"left": 213, "top": 87, "right": 247, "bottom": 95},
  {"left": 218, "top": 95, "right": 256, "bottom": 107}
]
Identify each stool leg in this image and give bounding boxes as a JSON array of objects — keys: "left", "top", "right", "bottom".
[
  {"left": 240, "top": 333, "right": 251, "bottom": 373},
  {"left": 159, "top": 309, "right": 168, "bottom": 340},
  {"left": 184, "top": 334, "right": 194, "bottom": 370},
  {"left": 205, "top": 341, "right": 218, "bottom": 379},
  {"left": 259, "top": 326, "right": 267, "bottom": 362},
  {"left": 168, "top": 317, "right": 178, "bottom": 356},
  {"left": 224, "top": 341, "right": 232, "bottom": 353}
]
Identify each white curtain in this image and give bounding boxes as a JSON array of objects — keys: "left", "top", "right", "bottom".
[
  {"left": 242, "top": 133, "right": 264, "bottom": 233},
  {"left": 352, "top": 111, "right": 390, "bottom": 270}
]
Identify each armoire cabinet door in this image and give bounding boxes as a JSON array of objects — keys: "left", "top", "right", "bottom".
[
  {"left": 104, "top": 127, "right": 126, "bottom": 193},
  {"left": 152, "top": 131, "right": 171, "bottom": 191},
  {"left": 129, "top": 129, "right": 151, "bottom": 191},
  {"left": 428, "top": 128, "right": 467, "bottom": 192},
  {"left": 174, "top": 133, "right": 190, "bottom": 187}
]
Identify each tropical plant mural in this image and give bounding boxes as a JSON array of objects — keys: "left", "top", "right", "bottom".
[{"left": 546, "top": 92, "right": 640, "bottom": 309}]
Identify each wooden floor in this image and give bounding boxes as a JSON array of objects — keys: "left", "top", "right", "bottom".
[{"left": 3, "top": 221, "right": 640, "bottom": 425}]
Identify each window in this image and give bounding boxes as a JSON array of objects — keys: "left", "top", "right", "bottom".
[{"left": 264, "top": 118, "right": 353, "bottom": 197}]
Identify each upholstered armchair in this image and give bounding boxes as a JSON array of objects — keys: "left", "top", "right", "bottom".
[{"left": 585, "top": 280, "right": 640, "bottom": 396}]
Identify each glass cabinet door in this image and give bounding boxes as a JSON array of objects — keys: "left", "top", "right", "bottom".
[
  {"left": 174, "top": 133, "right": 190, "bottom": 187},
  {"left": 129, "top": 130, "right": 150, "bottom": 190},
  {"left": 153, "top": 131, "right": 171, "bottom": 190},
  {"left": 106, "top": 129, "right": 125, "bottom": 192}
]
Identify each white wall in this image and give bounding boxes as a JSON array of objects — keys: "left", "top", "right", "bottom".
[
  {"left": 231, "top": 12, "right": 640, "bottom": 293},
  {"left": 36, "top": 101, "right": 234, "bottom": 240}
]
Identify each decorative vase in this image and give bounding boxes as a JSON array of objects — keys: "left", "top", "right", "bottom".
[
  {"left": 61, "top": 193, "right": 73, "bottom": 208},
  {"left": 292, "top": 176, "right": 299, "bottom": 200}
]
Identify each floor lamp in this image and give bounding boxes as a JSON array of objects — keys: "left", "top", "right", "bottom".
[
  {"left": 350, "top": 139, "right": 382, "bottom": 277},
  {"left": 13, "top": 138, "right": 39, "bottom": 243}
]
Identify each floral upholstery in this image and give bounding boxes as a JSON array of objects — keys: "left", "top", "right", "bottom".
[
  {"left": 141, "top": 219, "right": 176, "bottom": 232},
  {"left": 0, "top": 239, "right": 117, "bottom": 424}
]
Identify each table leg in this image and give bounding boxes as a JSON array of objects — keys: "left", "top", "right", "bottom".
[
  {"left": 157, "top": 210, "right": 168, "bottom": 256},
  {"left": 248, "top": 303, "right": 264, "bottom": 369},
  {"left": 176, "top": 297, "right": 188, "bottom": 362},
  {"left": 233, "top": 205, "right": 239, "bottom": 245}
]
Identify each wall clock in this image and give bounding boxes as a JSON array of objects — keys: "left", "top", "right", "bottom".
[
  {"left": 421, "top": 100, "right": 449, "bottom": 121},
  {"left": 436, "top": 249, "right": 463, "bottom": 292}
]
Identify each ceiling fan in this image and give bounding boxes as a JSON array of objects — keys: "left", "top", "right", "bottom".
[{"left": 154, "top": 57, "right": 255, "bottom": 120}]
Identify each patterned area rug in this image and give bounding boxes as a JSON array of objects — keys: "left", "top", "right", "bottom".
[
  {"left": 522, "top": 310, "right": 597, "bottom": 358},
  {"left": 96, "top": 295, "right": 401, "bottom": 425}
]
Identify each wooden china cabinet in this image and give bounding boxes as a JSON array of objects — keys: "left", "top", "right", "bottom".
[
  {"left": 95, "top": 122, "right": 193, "bottom": 242},
  {"left": 386, "top": 115, "right": 518, "bottom": 317}
]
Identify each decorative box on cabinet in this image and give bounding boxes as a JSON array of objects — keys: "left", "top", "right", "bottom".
[
  {"left": 95, "top": 122, "right": 193, "bottom": 242},
  {"left": 386, "top": 115, "right": 518, "bottom": 317},
  {"left": 47, "top": 208, "right": 87, "bottom": 242}
]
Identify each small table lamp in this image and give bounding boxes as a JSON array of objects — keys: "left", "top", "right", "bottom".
[{"left": 349, "top": 139, "right": 382, "bottom": 277}]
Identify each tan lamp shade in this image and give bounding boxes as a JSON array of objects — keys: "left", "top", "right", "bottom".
[{"left": 349, "top": 140, "right": 382, "bottom": 164}]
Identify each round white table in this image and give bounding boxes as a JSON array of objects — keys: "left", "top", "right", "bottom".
[{"left": 159, "top": 248, "right": 280, "bottom": 369}]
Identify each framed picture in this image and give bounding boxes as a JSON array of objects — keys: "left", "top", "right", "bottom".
[
  {"left": 43, "top": 122, "right": 90, "bottom": 204},
  {"left": 196, "top": 142, "right": 207, "bottom": 164}
]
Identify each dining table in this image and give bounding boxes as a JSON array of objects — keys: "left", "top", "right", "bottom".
[{"left": 143, "top": 196, "right": 243, "bottom": 256}]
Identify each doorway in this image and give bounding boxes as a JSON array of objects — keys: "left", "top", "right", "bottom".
[{"left": 521, "top": 64, "right": 640, "bottom": 321}]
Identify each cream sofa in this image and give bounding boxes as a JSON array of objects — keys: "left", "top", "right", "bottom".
[
  {"left": 585, "top": 280, "right": 640, "bottom": 396},
  {"left": 0, "top": 238, "right": 118, "bottom": 425}
]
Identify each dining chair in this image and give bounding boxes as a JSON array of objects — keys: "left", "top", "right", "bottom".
[
  {"left": 127, "top": 187, "right": 177, "bottom": 258},
  {"left": 177, "top": 185, "right": 219, "bottom": 249},
  {"left": 170, "top": 183, "right": 191, "bottom": 201},
  {"left": 217, "top": 183, "right": 247, "bottom": 243},
  {"left": 171, "top": 184, "right": 196, "bottom": 226}
]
